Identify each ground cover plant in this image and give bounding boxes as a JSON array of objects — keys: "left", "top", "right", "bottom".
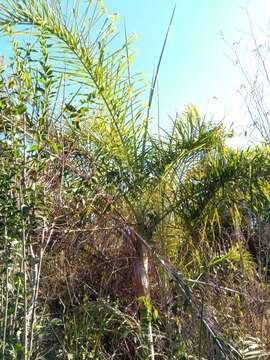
[{"left": 0, "top": 1, "right": 270, "bottom": 359}]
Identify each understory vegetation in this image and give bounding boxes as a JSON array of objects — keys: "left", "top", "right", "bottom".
[{"left": 0, "top": 1, "right": 270, "bottom": 359}]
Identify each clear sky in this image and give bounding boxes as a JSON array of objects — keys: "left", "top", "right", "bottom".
[
  {"left": 105, "top": 0, "right": 270, "bottom": 145},
  {"left": 0, "top": 0, "right": 269, "bottom": 145}
]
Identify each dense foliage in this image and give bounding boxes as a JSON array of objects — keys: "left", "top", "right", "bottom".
[{"left": 0, "top": 1, "right": 270, "bottom": 359}]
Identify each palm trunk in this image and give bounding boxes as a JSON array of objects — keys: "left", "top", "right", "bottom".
[{"left": 132, "top": 221, "right": 155, "bottom": 360}]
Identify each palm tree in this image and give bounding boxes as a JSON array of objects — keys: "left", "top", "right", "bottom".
[{"left": 1, "top": 1, "right": 270, "bottom": 359}]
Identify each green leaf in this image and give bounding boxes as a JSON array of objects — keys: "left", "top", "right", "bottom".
[{"left": 15, "top": 103, "right": 27, "bottom": 115}]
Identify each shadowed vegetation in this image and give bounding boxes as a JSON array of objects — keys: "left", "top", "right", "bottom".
[{"left": 0, "top": 1, "right": 270, "bottom": 359}]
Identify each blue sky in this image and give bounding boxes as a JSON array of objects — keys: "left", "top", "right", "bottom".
[
  {"left": 0, "top": 0, "right": 269, "bottom": 145},
  {"left": 105, "top": 0, "right": 270, "bottom": 144}
]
